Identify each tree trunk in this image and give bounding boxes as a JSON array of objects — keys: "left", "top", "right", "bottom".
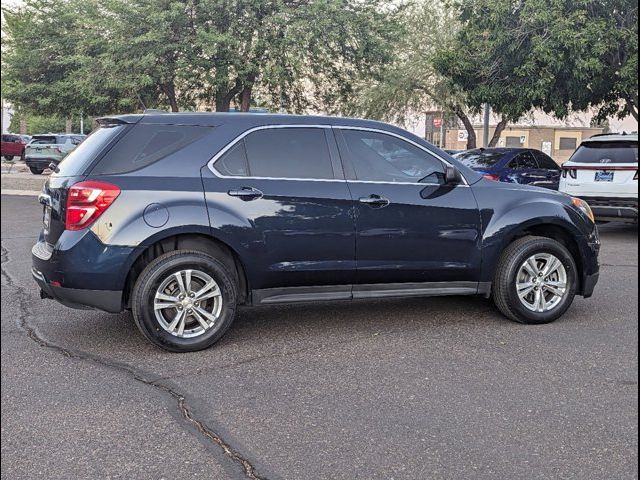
[
  {"left": 488, "top": 117, "right": 508, "bottom": 147},
  {"left": 624, "top": 94, "right": 639, "bottom": 122},
  {"left": 240, "top": 86, "right": 252, "bottom": 112},
  {"left": 161, "top": 82, "right": 179, "bottom": 112},
  {"left": 453, "top": 105, "right": 477, "bottom": 150},
  {"left": 215, "top": 82, "right": 242, "bottom": 112},
  {"left": 65, "top": 117, "right": 72, "bottom": 133}
]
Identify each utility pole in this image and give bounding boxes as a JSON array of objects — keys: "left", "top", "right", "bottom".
[
  {"left": 80, "top": 112, "right": 84, "bottom": 135},
  {"left": 483, "top": 103, "right": 490, "bottom": 147}
]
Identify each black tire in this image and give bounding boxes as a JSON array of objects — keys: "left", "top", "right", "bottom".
[
  {"left": 492, "top": 236, "right": 578, "bottom": 324},
  {"left": 4, "top": 155, "right": 14, "bottom": 161},
  {"left": 131, "top": 250, "right": 238, "bottom": 352},
  {"left": 29, "top": 166, "right": 44, "bottom": 175}
]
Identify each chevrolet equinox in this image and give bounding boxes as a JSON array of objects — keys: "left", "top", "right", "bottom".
[{"left": 32, "top": 113, "right": 601, "bottom": 352}]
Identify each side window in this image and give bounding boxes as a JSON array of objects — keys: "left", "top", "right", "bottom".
[
  {"left": 509, "top": 152, "right": 539, "bottom": 170},
  {"left": 339, "top": 129, "right": 445, "bottom": 184},
  {"left": 242, "top": 128, "right": 334, "bottom": 179},
  {"left": 535, "top": 152, "right": 559, "bottom": 170},
  {"left": 214, "top": 142, "right": 249, "bottom": 176}
]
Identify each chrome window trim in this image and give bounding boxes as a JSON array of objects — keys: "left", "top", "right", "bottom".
[{"left": 207, "top": 123, "right": 469, "bottom": 186}]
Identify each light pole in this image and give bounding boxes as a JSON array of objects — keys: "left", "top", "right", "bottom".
[{"left": 483, "top": 103, "right": 490, "bottom": 147}]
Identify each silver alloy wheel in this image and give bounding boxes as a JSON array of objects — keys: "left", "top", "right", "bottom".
[
  {"left": 516, "top": 253, "right": 568, "bottom": 313},
  {"left": 153, "top": 269, "right": 223, "bottom": 338}
]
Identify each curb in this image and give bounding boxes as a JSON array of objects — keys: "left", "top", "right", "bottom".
[{"left": 1, "top": 189, "right": 41, "bottom": 197}]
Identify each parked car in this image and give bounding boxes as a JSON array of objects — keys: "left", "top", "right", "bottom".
[
  {"left": 454, "top": 148, "right": 562, "bottom": 190},
  {"left": 32, "top": 113, "right": 600, "bottom": 352},
  {"left": 24, "top": 134, "right": 86, "bottom": 174},
  {"left": 560, "top": 133, "right": 638, "bottom": 223},
  {"left": 1, "top": 133, "right": 29, "bottom": 161}
]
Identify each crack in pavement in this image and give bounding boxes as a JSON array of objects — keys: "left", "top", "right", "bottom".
[{"left": 1, "top": 243, "right": 268, "bottom": 480}]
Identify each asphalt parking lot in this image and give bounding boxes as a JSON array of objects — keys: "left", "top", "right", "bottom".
[{"left": 1, "top": 190, "right": 638, "bottom": 479}]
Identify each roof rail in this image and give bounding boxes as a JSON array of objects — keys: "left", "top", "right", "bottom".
[
  {"left": 589, "top": 132, "right": 630, "bottom": 138},
  {"left": 143, "top": 109, "right": 169, "bottom": 114}
]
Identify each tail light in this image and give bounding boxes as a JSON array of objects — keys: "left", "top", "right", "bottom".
[
  {"left": 66, "top": 181, "right": 120, "bottom": 231},
  {"left": 483, "top": 174, "right": 500, "bottom": 182}
]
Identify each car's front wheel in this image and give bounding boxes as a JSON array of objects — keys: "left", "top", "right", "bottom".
[
  {"left": 29, "top": 166, "right": 44, "bottom": 175},
  {"left": 492, "top": 236, "right": 578, "bottom": 324},
  {"left": 131, "top": 250, "right": 238, "bottom": 352},
  {"left": 4, "top": 155, "right": 14, "bottom": 161}
]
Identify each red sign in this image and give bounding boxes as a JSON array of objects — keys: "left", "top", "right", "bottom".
[{"left": 433, "top": 118, "right": 443, "bottom": 128}]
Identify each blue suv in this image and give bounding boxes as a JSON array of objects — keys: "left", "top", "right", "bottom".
[
  {"left": 455, "top": 148, "right": 562, "bottom": 189},
  {"left": 32, "top": 113, "right": 600, "bottom": 352}
]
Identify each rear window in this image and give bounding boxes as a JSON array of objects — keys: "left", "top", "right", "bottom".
[
  {"left": 570, "top": 141, "right": 638, "bottom": 164},
  {"left": 454, "top": 150, "right": 505, "bottom": 169},
  {"left": 55, "top": 126, "right": 125, "bottom": 176},
  {"left": 30, "top": 136, "right": 59, "bottom": 145},
  {"left": 91, "top": 124, "right": 211, "bottom": 175}
]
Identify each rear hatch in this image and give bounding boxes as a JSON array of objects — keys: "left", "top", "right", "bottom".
[
  {"left": 562, "top": 140, "right": 638, "bottom": 197},
  {"left": 41, "top": 122, "right": 131, "bottom": 246}
]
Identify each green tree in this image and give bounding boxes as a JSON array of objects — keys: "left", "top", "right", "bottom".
[
  {"left": 2, "top": 0, "right": 402, "bottom": 115},
  {"left": 435, "top": 0, "right": 639, "bottom": 130},
  {"left": 347, "top": 3, "right": 484, "bottom": 149}
]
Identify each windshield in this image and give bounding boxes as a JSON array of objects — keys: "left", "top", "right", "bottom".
[
  {"left": 55, "top": 125, "right": 126, "bottom": 176},
  {"left": 570, "top": 141, "right": 638, "bottom": 164},
  {"left": 454, "top": 150, "right": 505, "bottom": 169}
]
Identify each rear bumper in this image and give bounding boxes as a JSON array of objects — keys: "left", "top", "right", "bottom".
[
  {"left": 32, "top": 267, "right": 123, "bottom": 313},
  {"left": 31, "top": 230, "right": 140, "bottom": 313},
  {"left": 583, "top": 197, "right": 638, "bottom": 222},
  {"left": 25, "top": 157, "right": 59, "bottom": 169}
]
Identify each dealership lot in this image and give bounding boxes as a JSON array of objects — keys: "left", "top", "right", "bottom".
[{"left": 1, "top": 193, "right": 637, "bottom": 479}]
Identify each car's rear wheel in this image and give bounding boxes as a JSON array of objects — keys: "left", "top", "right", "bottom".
[
  {"left": 4, "top": 155, "right": 14, "bottom": 161},
  {"left": 131, "top": 250, "right": 238, "bottom": 352},
  {"left": 29, "top": 166, "right": 44, "bottom": 175},
  {"left": 492, "top": 236, "right": 577, "bottom": 324}
]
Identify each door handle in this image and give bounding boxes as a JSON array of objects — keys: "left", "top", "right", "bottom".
[
  {"left": 227, "top": 187, "right": 263, "bottom": 201},
  {"left": 359, "top": 194, "right": 390, "bottom": 208}
]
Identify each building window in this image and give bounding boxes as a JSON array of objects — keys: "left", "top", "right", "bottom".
[
  {"left": 505, "top": 136, "right": 522, "bottom": 147},
  {"left": 559, "top": 137, "right": 578, "bottom": 151}
]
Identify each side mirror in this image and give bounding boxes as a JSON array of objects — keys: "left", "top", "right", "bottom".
[{"left": 445, "top": 165, "right": 464, "bottom": 185}]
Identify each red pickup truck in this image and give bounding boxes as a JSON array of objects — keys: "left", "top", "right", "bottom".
[{"left": 1, "top": 134, "right": 29, "bottom": 160}]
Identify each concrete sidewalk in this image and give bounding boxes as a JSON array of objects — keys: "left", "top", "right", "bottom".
[{"left": 1, "top": 171, "right": 48, "bottom": 196}]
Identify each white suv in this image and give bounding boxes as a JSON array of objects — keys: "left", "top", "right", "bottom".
[{"left": 560, "top": 133, "right": 638, "bottom": 223}]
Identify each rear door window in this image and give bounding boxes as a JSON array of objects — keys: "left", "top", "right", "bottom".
[
  {"left": 91, "top": 124, "right": 211, "bottom": 175},
  {"left": 569, "top": 141, "right": 638, "bottom": 164},
  {"left": 239, "top": 128, "right": 335, "bottom": 179},
  {"left": 509, "top": 151, "right": 539, "bottom": 170}
]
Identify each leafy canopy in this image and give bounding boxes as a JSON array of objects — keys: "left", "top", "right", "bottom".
[
  {"left": 434, "top": 0, "right": 639, "bottom": 121},
  {"left": 1, "top": 0, "right": 403, "bottom": 115}
]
